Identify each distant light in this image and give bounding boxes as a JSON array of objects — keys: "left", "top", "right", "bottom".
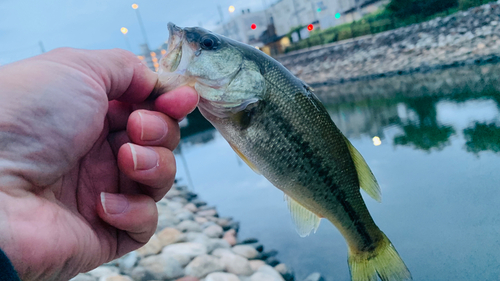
[
  {"left": 132, "top": 3, "right": 139, "bottom": 9},
  {"left": 372, "top": 136, "right": 382, "bottom": 146},
  {"left": 137, "top": 55, "right": 144, "bottom": 60},
  {"left": 150, "top": 52, "right": 156, "bottom": 57},
  {"left": 229, "top": 5, "right": 235, "bottom": 13},
  {"left": 335, "top": 13, "right": 341, "bottom": 19},
  {"left": 307, "top": 24, "right": 314, "bottom": 31},
  {"left": 251, "top": 23, "right": 257, "bottom": 30},
  {"left": 161, "top": 49, "right": 167, "bottom": 55},
  {"left": 120, "top": 27, "right": 128, "bottom": 35},
  {"left": 254, "top": 46, "right": 260, "bottom": 49}
]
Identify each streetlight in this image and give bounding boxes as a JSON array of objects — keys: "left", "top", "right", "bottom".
[
  {"left": 132, "top": 3, "right": 149, "bottom": 47},
  {"left": 228, "top": 5, "right": 235, "bottom": 13},
  {"left": 120, "top": 27, "right": 132, "bottom": 51}
]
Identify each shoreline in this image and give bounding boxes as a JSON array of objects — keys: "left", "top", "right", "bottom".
[
  {"left": 277, "top": 1, "right": 500, "bottom": 92},
  {"left": 71, "top": 184, "right": 321, "bottom": 281}
]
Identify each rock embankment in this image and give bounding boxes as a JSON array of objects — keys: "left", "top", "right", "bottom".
[
  {"left": 70, "top": 184, "right": 324, "bottom": 281},
  {"left": 278, "top": 1, "right": 500, "bottom": 87}
]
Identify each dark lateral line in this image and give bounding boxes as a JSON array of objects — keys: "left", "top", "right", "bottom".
[{"left": 263, "top": 96, "right": 373, "bottom": 247}]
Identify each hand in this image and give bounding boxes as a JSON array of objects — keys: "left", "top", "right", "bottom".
[{"left": 0, "top": 48, "right": 199, "bottom": 280}]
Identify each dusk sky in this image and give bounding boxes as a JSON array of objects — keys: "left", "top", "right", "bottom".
[{"left": 0, "top": 0, "right": 267, "bottom": 65}]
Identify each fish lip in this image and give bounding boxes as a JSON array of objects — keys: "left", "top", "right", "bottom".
[
  {"left": 167, "top": 22, "right": 184, "bottom": 41},
  {"left": 161, "top": 22, "right": 184, "bottom": 72}
]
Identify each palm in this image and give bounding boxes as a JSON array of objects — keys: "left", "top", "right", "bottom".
[{"left": 0, "top": 48, "right": 198, "bottom": 280}]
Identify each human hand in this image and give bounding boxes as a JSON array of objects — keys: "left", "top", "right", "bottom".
[{"left": 0, "top": 48, "right": 198, "bottom": 280}]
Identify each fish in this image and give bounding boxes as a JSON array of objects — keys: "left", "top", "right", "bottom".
[{"left": 157, "top": 22, "right": 412, "bottom": 281}]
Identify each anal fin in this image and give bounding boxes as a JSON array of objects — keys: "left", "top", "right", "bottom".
[{"left": 284, "top": 194, "right": 321, "bottom": 237}]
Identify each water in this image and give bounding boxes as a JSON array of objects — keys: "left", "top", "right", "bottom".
[{"left": 175, "top": 67, "right": 500, "bottom": 281}]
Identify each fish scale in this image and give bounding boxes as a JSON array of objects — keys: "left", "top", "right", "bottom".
[{"left": 159, "top": 22, "right": 412, "bottom": 281}]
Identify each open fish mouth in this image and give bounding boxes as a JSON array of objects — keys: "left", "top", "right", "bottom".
[{"left": 161, "top": 22, "right": 184, "bottom": 72}]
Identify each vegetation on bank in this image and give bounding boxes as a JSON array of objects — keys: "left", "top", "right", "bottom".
[{"left": 284, "top": 0, "right": 496, "bottom": 53}]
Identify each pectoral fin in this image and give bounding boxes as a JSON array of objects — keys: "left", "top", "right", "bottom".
[
  {"left": 229, "top": 143, "right": 261, "bottom": 174},
  {"left": 343, "top": 136, "right": 382, "bottom": 202},
  {"left": 284, "top": 194, "right": 321, "bottom": 237}
]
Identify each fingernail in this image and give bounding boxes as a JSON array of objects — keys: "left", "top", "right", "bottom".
[
  {"left": 101, "top": 192, "right": 129, "bottom": 214},
  {"left": 129, "top": 143, "right": 159, "bottom": 171},
  {"left": 139, "top": 112, "right": 168, "bottom": 141}
]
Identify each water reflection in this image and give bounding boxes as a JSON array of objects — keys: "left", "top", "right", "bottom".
[
  {"left": 394, "top": 96, "right": 455, "bottom": 152},
  {"left": 463, "top": 122, "right": 500, "bottom": 155},
  {"left": 325, "top": 90, "right": 499, "bottom": 154}
]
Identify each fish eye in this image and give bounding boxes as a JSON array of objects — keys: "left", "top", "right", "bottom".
[{"left": 200, "top": 35, "right": 218, "bottom": 50}]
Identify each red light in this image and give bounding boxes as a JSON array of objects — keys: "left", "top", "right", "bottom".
[
  {"left": 251, "top": 23, "right": 257, "bottom": 30},
  {"left": 307, "top": 24, "right": 314, "bottom": 31}
]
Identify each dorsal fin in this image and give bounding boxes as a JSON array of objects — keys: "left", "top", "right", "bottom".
[
  {"left": 284, "top": 194, "right": 321, "bottom": 237},
  {"left": 229, "top": 143, "right": 261, "bottom": 174},
  {"left": 343, "top": 136, "right": 382, "bottom": 202}
]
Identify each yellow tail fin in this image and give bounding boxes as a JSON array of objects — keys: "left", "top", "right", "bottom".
[{"left": 348, "top": 233, "right": 411, "bottom": 281}]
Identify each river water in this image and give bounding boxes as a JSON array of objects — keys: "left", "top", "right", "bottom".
[{"left": 174, "top": 65, "right": 500, "bottom": 281}]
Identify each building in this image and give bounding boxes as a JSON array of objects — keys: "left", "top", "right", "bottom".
[
  {"left": 215, "top": 9, "right": 269, "bottom": 45},
  {"left": 268, "top": 0, "right": 385, "bottom": 39}
]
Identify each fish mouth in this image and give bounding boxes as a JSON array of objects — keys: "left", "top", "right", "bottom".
[{"left": 160, "top": 22, "right": 185, "bottom": 72}]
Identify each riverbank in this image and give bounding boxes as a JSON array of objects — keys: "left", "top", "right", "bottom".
[
  {"left": 277, "top": 1, "right": 500, "bottom": 91},
  {"left": 71, "top": 184, "right": 323, "bottom": 281}
]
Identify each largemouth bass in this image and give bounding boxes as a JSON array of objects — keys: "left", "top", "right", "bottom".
[{"left": 158, "top": 23, "right": 411, "bottom": 281}]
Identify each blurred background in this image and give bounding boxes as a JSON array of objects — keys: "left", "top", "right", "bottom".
[{"left": 3, "top": 0, "right": 500, "bottom": 280}]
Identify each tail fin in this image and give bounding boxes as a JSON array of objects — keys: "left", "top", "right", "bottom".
[{"left": 348, "top": 233, "right": 411, "bottom": 281}]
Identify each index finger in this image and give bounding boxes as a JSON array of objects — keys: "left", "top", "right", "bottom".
[{"left": 154, "top": 86, "right": 199, "bottom": 120}]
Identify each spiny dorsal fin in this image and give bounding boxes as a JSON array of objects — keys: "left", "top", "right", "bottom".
[
  {"left": 229, "top": 143, "right": 261, "bottom": 174},
  {"left": 343, "top": 136, "right": 382, "bottom": 202},
  {"left": 284, "top": 194, "right": 321, "bottom": 237}
]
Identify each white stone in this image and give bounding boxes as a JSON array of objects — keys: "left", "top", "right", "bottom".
[
  {"left": 273, "top": 263, "right": 289, "bottom": 275},
  {"left": 99, "top": 275, "right": 133, "bottom": 281},
  {"left": 157, "top": 227, "right": 184, "bottom": 246},
  {"left": 254, "top": 265, "right": 284, "bottom": 281},
  {"left": 211, "top": 248, "right": 234, "bottom": 258},
  {"left": 197, "top": 209, "right": 217, "bottom": 217},
  {"left": 86, "top": 266, "right": 119, "bottom": 278},
  {"left": 138, "top": 254, "right": 184, "bottom": 280},
  {"left": 203, "top": 224, "right": 224, "bottom": 238},
  {"left": 184, "top": 203, "right": 198, "bottom": 212},
  {"left": 177, "top": 220, "right": 203, "bottom": 232},
  {"left": 207, "top": 238, "right": 231, "bottom": 253},
  {"left": 231, "top": 245, "right": 258, "bottom": 259},
  {"left": 250, "top": 272, "right": 282, "bottom": 281},
  {"left": 136, "top": 235, "right": 163, "bottom": 257},
  {"left": 249, "top": 260, "right": 266, "bottom": 271},
  {"left": 168, "top": 201, "right": 185, "bottom": 211},
  {"left": 161, "top": 242, "right": 208, "bottom": 266},
  {"left": 70, "top": 274, "right": 96, "bottom": 281},
  {"left": 165, "top": 188, "right": 182, "bottom": 198},
  {"left": 184, "top": 254, "right": 225, "bottom": 278},
  {"left": 221, "top": 253, "right": 253, "bottom": 276},
  {"left": 205, "top": 272, "right": 241, "bottom": 281},
  {"left": 176, "top": 210, "right": 195, "bottom": 221},
  {"left": 195, "top": 216, "right": 209, "bottom": 224},
  {"left": 118, "top": 251, "right": 138, "bottom": 274}
]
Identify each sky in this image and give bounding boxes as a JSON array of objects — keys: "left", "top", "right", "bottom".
[{"left": 0, "top": 0, "right": 269, "bottom": 65}]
